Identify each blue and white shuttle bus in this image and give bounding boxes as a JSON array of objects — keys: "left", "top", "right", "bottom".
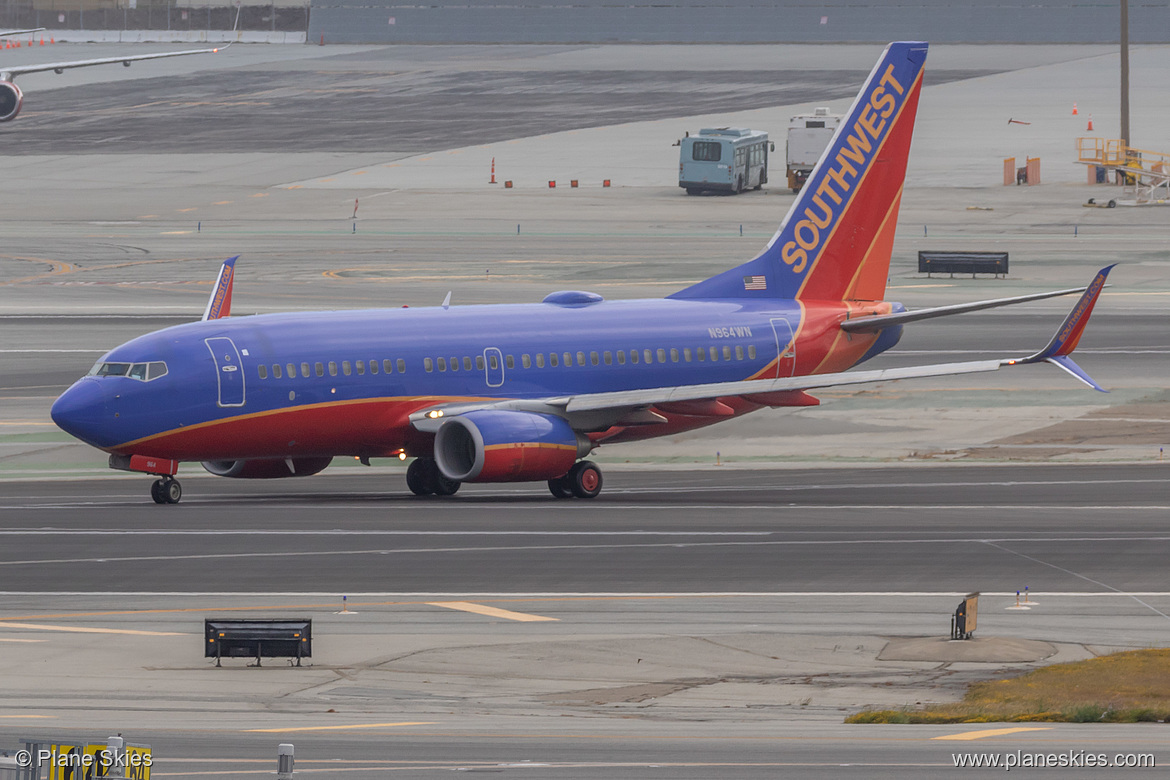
[{"left": 679, "top": 127, "right": 770, "bottom": 195}]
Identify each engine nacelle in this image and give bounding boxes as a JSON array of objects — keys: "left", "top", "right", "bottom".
[
  {"left": 434, "top": 410, "right": 591, "bottom": 483},
  {"left": 202, "top": 456, "right": 333, "bottom": 479},
  {"left": 0, "top": 81, "right": 24, "bottom": 123}
]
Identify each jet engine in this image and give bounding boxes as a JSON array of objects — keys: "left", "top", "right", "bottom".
[
  {"left": 434, "top": 410, "right": 591, "bottom": 483},
  {"left": 202, "top": 456, "right": 333, "bottom": 479},
  {"left": 0, "top": 81, "right": 24, "bottom": 122}
]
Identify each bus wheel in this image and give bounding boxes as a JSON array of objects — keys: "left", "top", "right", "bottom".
[{"left": 685, "top": 187, "right": 699, "bottom": 196}]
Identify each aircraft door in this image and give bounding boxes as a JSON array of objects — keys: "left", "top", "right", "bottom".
[
  {"left": 205, "top": 337, "right": 246, "bottom": 407},
  {"left": 483, "top": 347, "right": 505, "bottom": 388},
  {"left": 769, "top": 318, "right": 797, "bottom": 378}
]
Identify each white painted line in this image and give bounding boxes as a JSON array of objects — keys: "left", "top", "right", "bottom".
[
  {"left": 0, "top": 621, "right": 188, "bottom": 636},
  {"left": 0, "top": 591, "right": 1168, "bottom": 598}
]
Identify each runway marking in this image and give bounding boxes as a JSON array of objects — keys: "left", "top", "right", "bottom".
[
  {"left": 212, "top": 200, "right": 233, "bottom": 205},
  {"left": 427, "top": 601, "right": 558, "bottom": 622},
  {"left": 933, "top": 727, "right": 1052, "bottom": 741},
  {"left": 0, "top": 621, "right": 187, "bottom": 636},
  {"left": 0, "top": 638, "right": 46, "bottom": 643},
  {"left": 244, "top": 721, "right": 436, "bottom": 733},
  {"left": 5, "top": 535, "right": 1170, "bottom": 570},
  {"left": 5, "top": 592, "right": 1170, "bottom": 622},
  {"left": 250, "top": 193, "right": 269, "bottom": 198},
  {"left": 0, "top": 714, "right": 53, "bottom": 718},
  {"left": 0, "top": 349, "right": 107, "bottom": 353}
]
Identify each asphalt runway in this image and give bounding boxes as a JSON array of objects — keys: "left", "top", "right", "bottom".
[{"left": 2, "top": 463, "right": 1168, "bottom": 593}]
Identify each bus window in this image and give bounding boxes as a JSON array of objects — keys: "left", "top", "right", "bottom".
[{"left": 692, "top": 141, "right": 721, "bottom": 162}]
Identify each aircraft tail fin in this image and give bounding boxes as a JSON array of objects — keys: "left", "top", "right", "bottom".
[
  {"left": 202, "top": 256, "right": 238, "bottom": 321},
  {"left": 670, "top": 41, "right": 927, "bottom": 303}
]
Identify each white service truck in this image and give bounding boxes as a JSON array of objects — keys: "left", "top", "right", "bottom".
[{"left": 786, "top": 107, "right": 841, "bottom": 192}]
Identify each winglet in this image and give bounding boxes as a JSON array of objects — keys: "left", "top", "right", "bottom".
[
  {"left": 1005, "top": 264, "right": 1115, "bottom": 392},
  {"left": 202, "top": 256, "right": 239, "bottom": 321}
]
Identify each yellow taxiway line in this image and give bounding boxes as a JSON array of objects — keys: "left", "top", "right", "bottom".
[
  {"left": 427, "top": 601, "right": 558, "bottom": 622},
  {"left": 933, "top": 727, "right": 1053, "bottom": 741}
]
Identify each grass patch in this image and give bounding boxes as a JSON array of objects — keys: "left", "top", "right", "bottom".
[{"left": 847, "top": 648, "right": 1170, "bottom": 724}]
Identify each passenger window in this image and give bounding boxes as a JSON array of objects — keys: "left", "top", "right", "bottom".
[
  {"left": 684, "top": 348, "right": 692, "bottom": 362},
  {"left": 341, "top": 361, "right": 351, "bottom": 376},
  {"left": 424, "top": 358, "right": 434, "bottom": 372},
  {"left": 522, "top": 354, "right": 531, "bottom": 369},
  {"left": 550, "top": 352, "right": 559, "bottom": 367},
  {"left": 300, "top": 362, "right": 310, "bottom": 378},
  {"left": 506, "top": 355, "right": 515, "bottom": 370},
  {"left": 315, "top": 362, "right": 324, "bottom": 377},
  {"left": 670, "top": 348, "right": 679, "bottom": 363},
  {"left": 697, "top": 347, "right": 706, "bottom": 362},
  {"left": 735, "top": 346, "right": 744, "bottom": 360},
  {"left": 258, "top": 364, "right": 268, "bottom": 380},
  {"left": 449, "top": 357, "right": 458, "bottom": 372},
  {"left": 437, "top": 357, "right": 447, "bottom": 372},
  {"left": 590, "top": 351, "right": 599, "bottom": 366},
  {"left": 463, "top": 357, "right": 472, "bottom": 371},
  {"left": 631, "top": 350, "right": 639, "bottom": 365},
  {"left": 723, "top": 346, "right": 732, "bottom": 361},
  {"left": 644, "top": 349, "right": 653, "bottom": 364},
  {"left": 128, "top": 363, "right": 148, "bottom": 380},
  {"left": 535, "top": 353, "right": 545, "bottom": 368},
  {"left": 656, "top": 348, "right": 666, "bottom": 363},
  {"left": 476, "top": 356, "right": 485, "bottom": 370},
  {"left": 709, "top": 347, "right": 718, "bottom": 362},
  {"left": 356, "top": 360, "right": 365, "bottom": 375},
  {"left": 489, "top": 355, "right": 499, "bottom": 370},
  {"left": 383, "top": 359, "right": 394, "bottom": 374},
  {"left": 748, "top": 345, "right": 757, "bottom": 360},
  {"left": 397, "top": 358, "right": 406, "bottom": 373},
  {"left": 576, "top": 351, "right": 586, "bottom": 366},
  {"left": 286, "top": 363, "right": 296, "bottom": 378},
  {"left": 369, "top": 360, "right": 378, "bottom": 375},
  {"left": 329, "top": 361, "right": 338, "bottom": 376},
  {"left": 273, "top": 364, "right": 283, "bottom": 379},
  {"left": 603, "top": 351, "right": 612, "bottom": 365},
  {"left": 563, "top": 352, "right": 572, "bottom": 367},
  {"left": 616, "top": 350, "right": 625, "bottom": 365}
]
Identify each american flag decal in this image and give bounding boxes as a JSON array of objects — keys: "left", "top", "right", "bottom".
[{"left": 743, "top": 275, "right": 767, "bottom": 291}]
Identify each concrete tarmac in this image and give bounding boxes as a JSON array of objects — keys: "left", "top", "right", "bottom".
[{"left": 0, "top": 41, "right": 1168, "bottom": 777}]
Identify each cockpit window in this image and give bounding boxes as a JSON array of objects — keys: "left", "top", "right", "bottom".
[
  {"left": 87, "top": 361, "right": 168, "bottom": 381},
  {"left": 90, "top": 362, "right": 131, "bottom": 377}
]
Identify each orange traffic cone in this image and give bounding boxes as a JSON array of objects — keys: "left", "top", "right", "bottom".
[
  {"left": 1072, "top": 102, "right": 1079, "bottom": 115},
  {"left": 1087, "top": 114, "right": 1094, "bottom": 132},
  {"left": 39, "top": 37, "right": 44, "bottom": 45}
]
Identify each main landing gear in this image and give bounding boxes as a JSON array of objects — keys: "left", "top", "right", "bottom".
[
  {"left": 406, "top": 457, "right": 461, "bottom": 497},
  {"left": 150, "top": 476, "right": 182, "bottom": 505},
  {"left": 548, "top": 461, "right": 603, "bottom": 500}
]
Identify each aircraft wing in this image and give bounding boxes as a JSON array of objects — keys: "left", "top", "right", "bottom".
[
  {"left": 411, "top": 266, "right": 1114, "bottom": 433},
  {"left": 0, "top": 28, "right": 45, "bottom": 37},
  {"left": 0, "top": 45, "right": 227, "bottom": 80}
]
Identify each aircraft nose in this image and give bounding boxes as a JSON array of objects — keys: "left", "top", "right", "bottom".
[{"left": 51, "top": 378, "right": 114, "bottom": 448}]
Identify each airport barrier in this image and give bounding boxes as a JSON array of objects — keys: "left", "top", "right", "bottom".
[
  {"left": 918, "top": 251, "right": 1008, "bottom": 278},
  {"left": 205, "top": 619, "right": 312, "bottom": 667},
  {"left": 951, "top": 592, "right": 979, "bottom": 640}
]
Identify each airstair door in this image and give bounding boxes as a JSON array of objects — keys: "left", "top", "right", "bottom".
[{"left": 205, "top": 337, "right": 246, "bottom": 407}]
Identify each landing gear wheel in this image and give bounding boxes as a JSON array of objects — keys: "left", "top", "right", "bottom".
[
  {"left": 406, "top": 458, "right": 432, "bottom": 496},
  {"left": 568, "top": 461, "right": 603, "bottom": 499},
  {"left": 150, "top": 479, "right": 166, "bottom": 504},
  {"left": 430, "top": 471, "right": 461, "bottom": 496},
  {"left": 547, "top": 474, "right": 573, "bottom": 499},
  {"left": 152, "top": 477, "right": 181, "bottom": 504}
]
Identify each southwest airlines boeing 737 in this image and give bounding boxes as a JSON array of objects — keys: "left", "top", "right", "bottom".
[{"left": 51, "top": 42, "right": 1114, "bottom": 504}]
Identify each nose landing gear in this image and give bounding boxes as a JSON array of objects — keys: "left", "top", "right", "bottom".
[{"left": 150, "top": 476, "right": 182, "bottom": 504}]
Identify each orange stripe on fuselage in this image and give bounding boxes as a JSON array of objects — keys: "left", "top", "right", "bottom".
[{"left": 109, "top": 395, "right": 491, "bottom": 460}]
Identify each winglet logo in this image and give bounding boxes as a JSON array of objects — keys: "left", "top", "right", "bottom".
[
  {"left": 779, "top": 62, "right": 907, "bottom": 275},
  {"left": 203, "top": 256, "right": 239, "bottom": 321}
]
